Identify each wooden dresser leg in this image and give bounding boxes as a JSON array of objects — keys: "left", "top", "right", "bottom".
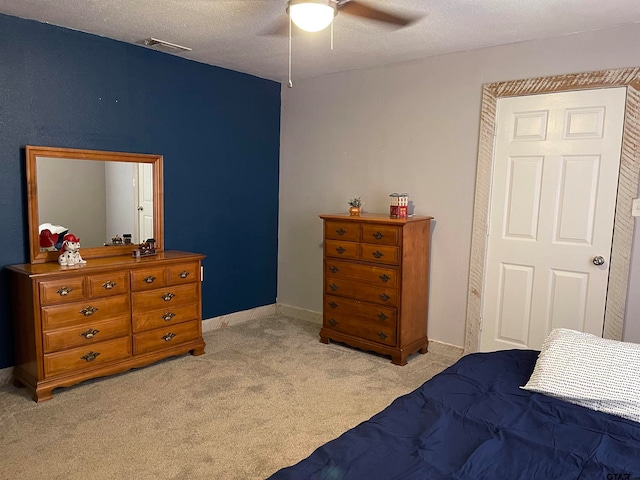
[
  {"left": 34, "top": 387, "right": 53, "bottom": 403},
  {"left": 419, "top": 345, "right": 429, "bottom": 354}
]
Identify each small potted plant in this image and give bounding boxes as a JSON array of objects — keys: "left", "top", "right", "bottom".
[{"left": 348, "top": 197, "right": 362, "bottom": 216}]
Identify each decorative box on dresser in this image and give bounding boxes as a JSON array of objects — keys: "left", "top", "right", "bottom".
[
  {"left": 8, "top": 251, "right": 206, "bottom": 402},
  {"left": 319, "top": 213, "right": 433, "bottom": 365}
]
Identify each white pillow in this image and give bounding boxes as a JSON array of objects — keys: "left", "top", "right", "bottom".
[{"left": 521, "top": 328, "right": 640, "bottom": 423}]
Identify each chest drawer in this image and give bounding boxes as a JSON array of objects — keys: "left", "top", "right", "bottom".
[
  {"left": 324, "top": 295, "right": 397, "bottom": 327},
  {"left": 325, "top": 277, "right": 398, "bottom": 306},
  {"left": 325, "top": 240, "right": 359, "bottom": 260},
  {"left": 131, "top": 283, "right": 199, "bottom": 311},
  {"left": 42, "top": 294, "right": 131, "bottom": 330},
  {"left": 361, "top": 225, "right": 400, "bottom": 246},
  {"left": 88, "top": 271, "right": 129, "bottom": 298},
  {"left": 44, "top": 336, "right": 132, "bottom": 378},
  {"left": 43, "top": 315, "right": 130, "bottom": 353},
  {"left": 325, "top": 259, "right": 398, "bottom": 287},
  {"left": 167, "top": 262, "right": 199, "bottom": 284},
  {"left": 360, "top": 244, "right": 399, "bottom": 266},
  {"left": 325, "top": 221, "right": 360, "bottom": 241},
  {"left": 132, "top": 303, "right": 200, "bottom": 333},
  {"left": 323, "top": 312, "right": 396, "bottom": 347},
  {"left": 131, "top": 267, "right": 167, "bottom": 291},
  {"left": 39, "top": 277, "right": 86, "bottom": 306},
  {"left": 133, "top": 320, "right": 201, "bottom": 355}
]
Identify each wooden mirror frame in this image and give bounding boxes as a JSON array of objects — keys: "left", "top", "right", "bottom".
[{"left": 26, "top": 146, "right": 164, "bottom": 264}]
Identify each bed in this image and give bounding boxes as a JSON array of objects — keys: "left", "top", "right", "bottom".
[{"left": 269, "top": 329, "right": 640, "bottom": 479}]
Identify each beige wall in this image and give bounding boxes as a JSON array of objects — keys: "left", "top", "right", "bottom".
[{"left": 277, "top": 22, "right": 640, "bottom": 347}]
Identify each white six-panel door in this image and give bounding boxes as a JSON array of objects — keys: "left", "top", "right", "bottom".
[{"left": 480, "top": 88, "right": 627, "bottom": 351}]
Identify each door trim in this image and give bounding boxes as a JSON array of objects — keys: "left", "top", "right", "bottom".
[{"left": 465, "top": 67, "right": 640, "bottom": 353}]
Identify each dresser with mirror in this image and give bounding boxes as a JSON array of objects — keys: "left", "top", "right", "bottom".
[{"left": 8, "top": 146, "right": 206, "bottom": 402}]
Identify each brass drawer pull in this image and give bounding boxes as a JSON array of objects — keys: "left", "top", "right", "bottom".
[
  {"left": 56, "top": 286, "right": 73, "bottom": 296},
  {"left": 329, "top": 266, "right": 339, "bottom": 273},
  {"left": 377, "top": 332, "right": 388, "bottom": 340},
  {"left": 379, "top": 274, "right": 391, "bottom": 283},
  {"left": 80, "top": 306, "right": 98, "bottom": 316},
  {"left": 379, "top": 293, "right": 390, "bottom": 301},
  {"left": 336, "top": 228, "right": 346, "bottom": 236},
  {"left": 328, "top": 301, "right": 338, "bottom": 309},
  {"left": 81, "top": 351, "right": 100, "bottom": 362},
  {"left": 80, "top": 328, "right": 100, "bottom": 339},
  {"left": 178, "top": 271, "right": 190, "bottom": 279},
  {"left": 329, "top": 284, "right": 339, "bottom": 291},
  {"left": 162, "top": 312, "right": 176, "bottom": 321},
  {"left": 101, "top": 280, "right": 117, "bottom": 290},
  {"left": 377, "top": 313, "right": 388, "bottom": 321},
  {"left": 162, "top": 332, "right": 176, "bottom": 342},
  {"left": 373, "top": 232, "right": 384, "bottom": 240},
  {"left": 336, "top": 246, "right": 346, "bottom": 254},
  {"left": 372, "top": 250, "right": 384, "bottom": 259},
  {"left": 143, "top": 275, "right": 156, "bottom": 284},
  {"left": 162, "top": 292, "right": 176, "bottom": 302},
  {"left": 329, "top": 319, "right": 338, "bottom": 327}
]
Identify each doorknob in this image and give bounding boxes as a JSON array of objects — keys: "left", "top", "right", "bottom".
[
  {"left": 137, "top": 206, "right": 144, "bottom": 211},
  {"left": 593, "top": 256, "right": 605, "bottom": 266}
]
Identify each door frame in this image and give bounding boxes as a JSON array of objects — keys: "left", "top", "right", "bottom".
[{"left": 465, "top": 67, "right": 640, "bottom": 353}]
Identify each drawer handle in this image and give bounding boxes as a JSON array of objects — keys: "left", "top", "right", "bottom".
[
  {"left": 373, "top": 232, "right": 384, "bottom": 240},
  {"left": 56, "top": 286, "right": 73, "bottom": 296},
  {"left": 372, "top": 250, "right": 384, "bottom": 259},
  {"left": 336, "top": 228, "right": 346, "bottom": 236},
  {"left": 162, "top": 312, "right": 176, "bottom": 321},
  {"left": 162, "top": 332, "right": 176, "bottom": 342},
  {"left": 377, "top": 332, "right": 388, "bottom": 340},
  {"left": 101, "top": 280, "right": 117, "bottom": 290},
  {"left": 379, "top": 274, "right": 391, "bottom": 283},
  {"left": 81, "top": 351, "right": 100, "bottom": 362},
  {"left": 144, "top": 275, "right": 157, "bottom": 284},
  {"left": 377, "top": 313, "right": 388, "bottom": 321},
  {"left": 80, "top": 306, "right": 98, "bottom": 316},
  {"left": 178, "top": 271, "right": 190, "bottom": 279},
  {"left": 336, "top": 247, "right": 346, "bottom": 254},
  {"left": 162, "top": 292, "right": 176, "bottom": 302},
  {"left": 329, "top": 284, "right": 339, "bottom": 291},
  {"left": 80, "top": 328, "right": 100, "bottom": 339},
  {"left": 328, "top": 301, "right": 338, "bottom": 309},
  {"left": 329, "top": 319, "right": 338, "bottom": 327},
  {"left": 329, "top": 266, "right": 339, "bottom": 273},
  {"left": 379, "top": 293, "right": 390, "bottom": 302}
]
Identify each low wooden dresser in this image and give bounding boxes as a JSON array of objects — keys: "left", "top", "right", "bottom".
[
  {"left": 319, "top": 213, "right": 433, "bottom": 365},
  {"left": 8, "top": 250, "right": 205, "bottom": 402}
]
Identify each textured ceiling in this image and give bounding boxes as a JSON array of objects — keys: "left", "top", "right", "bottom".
[{"left": 2, "top": 0, "right": 640, "bottom": 83}]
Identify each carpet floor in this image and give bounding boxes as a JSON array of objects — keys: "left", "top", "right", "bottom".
[{"left": 0, "top": 315, "right": 459, "bottom": 480}]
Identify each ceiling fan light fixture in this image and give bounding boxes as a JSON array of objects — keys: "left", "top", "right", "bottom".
[{"left": 288, "top": 0, "right": 337, "bottom": 32}]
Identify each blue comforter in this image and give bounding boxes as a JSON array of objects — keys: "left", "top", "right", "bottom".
[{"left": 269, "top": 350, "right": 640, "bottom": 479}]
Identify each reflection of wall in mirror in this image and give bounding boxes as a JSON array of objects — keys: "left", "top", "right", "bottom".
[{"left": 37, "top": 157, "right": 107, "bottom": 248}]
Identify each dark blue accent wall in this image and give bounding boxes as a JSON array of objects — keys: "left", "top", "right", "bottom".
[{"left": 0, "top": 14, "right": 281, "bottom": 369}]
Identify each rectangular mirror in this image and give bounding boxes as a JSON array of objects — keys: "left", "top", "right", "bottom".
[{"left": 26, "top": 146, "right": 164, "bottom": 264}]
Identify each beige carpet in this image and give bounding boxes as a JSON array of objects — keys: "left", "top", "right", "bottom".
[{"left": 0, "top": 315, "right": 459, "bottom": 480}]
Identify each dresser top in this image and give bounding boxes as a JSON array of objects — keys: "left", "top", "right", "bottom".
[
  {"left": 319, "top": 213, "right": 433, "bottom": 224},
  {"left": 6, "top": 250, "right": 205, "bottom": 277}
]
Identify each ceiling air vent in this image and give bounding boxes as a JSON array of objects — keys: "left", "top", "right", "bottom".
[{"left": 142, "top": 38, "right": 192, "bottom": 53}]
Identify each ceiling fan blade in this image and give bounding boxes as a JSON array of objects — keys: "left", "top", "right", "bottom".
[{"left": 338, "top": 1, "right": 419, "bottom": 27}]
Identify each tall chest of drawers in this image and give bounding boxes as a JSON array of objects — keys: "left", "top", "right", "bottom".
[
  {"left": 319, "top": 214, "right": 433, "bottom": 365},
  {"left": 7, "top": 250, "right": 205, "bottom": 402}
]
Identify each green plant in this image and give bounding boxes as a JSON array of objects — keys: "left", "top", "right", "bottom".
[{"left": 348, "top": 197, "right": 362, "bottom": 207}]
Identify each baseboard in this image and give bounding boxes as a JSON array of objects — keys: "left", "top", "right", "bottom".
[
  {"left": 0, "top": 366, "right": 13, "bottom": 386},
  {"left": 201, "top": 303, "right": 277, "bottom": 333}
]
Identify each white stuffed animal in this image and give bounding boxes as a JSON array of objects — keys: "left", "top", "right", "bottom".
[{"left": 58, "top": 234, "right": 87, "bottom": 266}]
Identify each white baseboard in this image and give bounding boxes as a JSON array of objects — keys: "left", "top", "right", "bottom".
[
  {"left": 201, "top": 303, "right": 277, "bottom": 333},
  {"left": 0, "top": 366, "right": 13, "bottom": 386}
]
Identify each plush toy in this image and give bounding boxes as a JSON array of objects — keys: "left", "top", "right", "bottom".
[{"left": 58, "top": 233, "right": 87, "bottom": 266}]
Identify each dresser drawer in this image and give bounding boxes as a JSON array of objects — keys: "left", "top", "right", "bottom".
[
  {"left": 360, "top": 244, "right": 400, "bottom": 266},
  {"left": 132, "top": 303, "right": 200, "bottom": 333},
  {"left": 325, "top": 240, "right": 359, "bottom": 260},
  {"left": 325, "top": 221, "right": 360, "bottom": 242},
  {"left": 42, "top": 294, "right": 131, "bottom": 330},
  {"left": 39, "top": 277, "right": 86, "bottom": 306},
  {"left": 323, "top": 313, "right": 396, "bottom": 347},
  {"left": 361, "top": 225, "right": 400, "bottom": 246},
  {"left": 131, "top": 267, "right": 167, "bottom": 291},
  {"left": 87, "top": 271, "right": 129, "bottom": 298},
  {"left": 325, "top": 259, "right": 398, "bottom": 287},
  {"left": 43, "top": 315, "right": 130, "bottom": 353},
  {"left": 44, "top": 336, "right": 132, "bottom": 378},
  {"left": 167, "top": 262, "right": 199, "bottom": 284},
  {"left": 325, "top": 278, "right": 398, "bottom": 306},
  {"left": 131, "top": 283, "right": 199, "bottom": 311},
  {"left": 133, "top": 320, "right": 201, "bottom": 355},
  {"left": 324, "top": 295, "right": 397, "bottom": 327}
]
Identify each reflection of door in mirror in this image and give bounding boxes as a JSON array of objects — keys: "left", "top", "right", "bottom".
[
  {"left": 105, "top": 161, "right": 137, "bottom": 245},
  {"left": 137, "top": 163, "right": 154, "bottom": 243}
]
